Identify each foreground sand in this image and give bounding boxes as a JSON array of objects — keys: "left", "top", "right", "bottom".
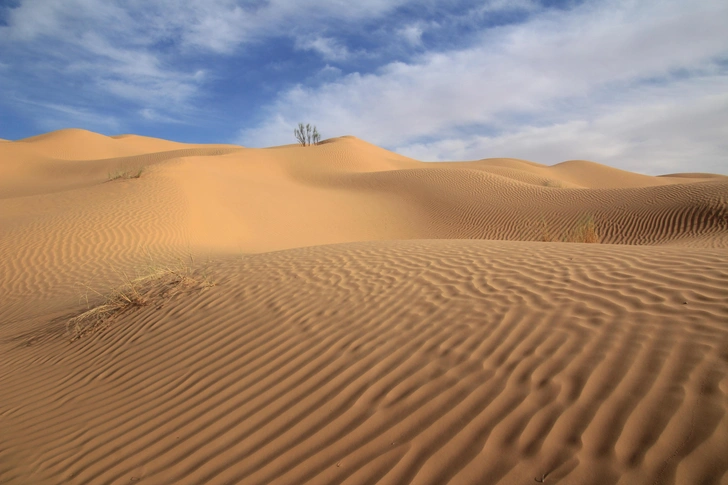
[{"left": 1, "top": 129, "right": 727, "bottom": 484}]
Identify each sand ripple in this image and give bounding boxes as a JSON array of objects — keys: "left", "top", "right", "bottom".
[{"left": 1, "top": 241, "right": 726, "bottom": 484}]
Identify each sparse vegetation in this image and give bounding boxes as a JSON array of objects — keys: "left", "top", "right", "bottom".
[
  {"left": 543, "top": 179, "right": 566, "bottom": 188},
  {"left": 294, "top": 123, "right": 321, "bottom": 146},
  {"left": 539, "top": 214, "right": 600, "bottom": 243},
  {"left": 539, "top": 217, "right": 556, "bottom": 242},
  {"left": 108, "top": 167, "right": 144, "bottom": 181},
  {"left": 568, "top": 214, "right": 599, "bottom": 243},
  {"left": 67, "top": 257, "right": 214, "bottom": 341}
]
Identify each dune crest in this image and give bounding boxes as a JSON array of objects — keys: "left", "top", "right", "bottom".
[
  {"left": 1, "top": 130, "right": 726, "bottom": 485},
  {"left": 17, "top": 128, "right": 146, "bottom": 160}
]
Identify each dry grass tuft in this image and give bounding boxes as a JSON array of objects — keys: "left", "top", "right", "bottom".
[
  {"left": 543, "top": 179, "right": 567, "bottom": 188},
  {"left": 567, "top": 214, "right": 600, "bottom": 243},
  {"left": 539, "top": 214, "right": 600, "bottom": 243},
  {"left": 108, "top": 167, "right": 144, "bottom": 181},
  {"left": 68, "top": 258, "right": 214, "bottom": 341},
  {"left": 540, "top": 217, "right": 557, "bottom": 242}
]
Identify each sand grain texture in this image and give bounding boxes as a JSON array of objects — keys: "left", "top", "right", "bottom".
[{"left": 1, "top": 130, "right": 727, "bottom": 485}]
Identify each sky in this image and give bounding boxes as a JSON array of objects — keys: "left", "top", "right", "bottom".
[{"left": 1, "top": 0, "right": 726, "bottom": 175}]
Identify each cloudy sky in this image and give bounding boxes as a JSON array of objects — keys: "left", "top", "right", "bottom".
[{"left": 1, "top": 0, "right": 726, "bottom": 174}]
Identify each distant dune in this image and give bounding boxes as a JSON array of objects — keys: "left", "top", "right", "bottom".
[{"left": 1, "top": 129, "right": 726, "bottom": 484}]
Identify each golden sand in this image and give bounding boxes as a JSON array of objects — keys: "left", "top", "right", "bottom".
[{"left": 1, "top": 129, "right": 726, "bottom": 484}]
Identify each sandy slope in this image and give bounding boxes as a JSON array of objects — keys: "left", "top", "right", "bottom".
[{"left": 1, "top": 129, "right": 727, "bottom": 485}]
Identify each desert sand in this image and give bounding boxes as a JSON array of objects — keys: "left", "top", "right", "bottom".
[{"left": 1, "top": 128, "right": 727, "bottom": 484}]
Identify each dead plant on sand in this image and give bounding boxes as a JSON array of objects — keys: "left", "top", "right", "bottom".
[
  {"left": 68, "top": 257, "right": 214, "bottom": 341},
  {"left": 539, "top": 214, "right": 600, "bottom": 243},
  {"left": 294, "top": 123, "right": 321, "bottom": 146},
  {"left": 567, "top": 214, "right": 599, "bottom": 243},
  {"left": 108, "top": 167, "right": 144, "bottom": 181},
  {"left": 539, "top": 217, "right": 556, "bottom": 242}
]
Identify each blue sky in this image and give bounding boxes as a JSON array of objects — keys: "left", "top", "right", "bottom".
[{"left": 1, "top": 0, "right": 726, "bottom": 174}]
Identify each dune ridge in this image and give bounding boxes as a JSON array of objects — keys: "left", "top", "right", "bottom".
[
  {"left": 0, "top": 130, "right": 727, "bottom": 484},
  {"left": 16, "top": 128, "right": 240, "bottom": 160}
]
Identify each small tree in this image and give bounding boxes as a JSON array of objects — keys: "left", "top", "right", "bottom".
[
  {"left": 294, "top": 123, "right": 321, "bottom": 146},
  {"left": 294, "top": 123, "right": 306, "bottom": 146}
]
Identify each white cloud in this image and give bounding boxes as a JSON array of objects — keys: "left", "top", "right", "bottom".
[
  {"left": 1, "top": 0, "right": 414, "bottom": 52},
  {"left": 0, "top": 2, "right": 210, "bottom": 114},
  {"left": 314, "top": 64, "right": 343, "bottom": 83},
  {"left": 477, "top": 0, "right": 539, "bottom": 13},
  {"left": 397, "top": 24, "right": 424, "bottom": 46},
  {"left": 240, "top": 0, "right": 728, "bottom": 174},
  {"left": 173, "top": 0, "right": 411, "bottom": 53},
  {"left": 73, "top": 33, "right": 202, "bottom": 101},
  {"left": 295, "top": 36, "right": 350, "bottom": 61},
  {"left": 2, "top": 0, "right": 128, "bottom": 41},
  {"left": 398, "top": 88, "right": 728, "bottom": 175}
]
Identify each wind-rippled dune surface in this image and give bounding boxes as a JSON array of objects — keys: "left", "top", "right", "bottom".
[{"left": 0, "top": 129, "right": 727, "bottom": 484}]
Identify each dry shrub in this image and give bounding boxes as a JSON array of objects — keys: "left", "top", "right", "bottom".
[
  {"left": 543, "top": 179, "right": 566, "bottom": 188},
  {"left": 538, "top": 215, "right": 600, "bottom": 243},
  {"left": 566, "top": 215, "right": 599, "bottom": 243},
  {"left": 108, "top": 167, "right": 144, "bottom": 181},
  {"left": 540, "top": 217, "right": 557, "bottom": 242},
  {"left": 68, "top": 258, "right": 213, "bottom": 341},
  {"left": 294, "top": 123, "right": 321, "bottom": 146}
]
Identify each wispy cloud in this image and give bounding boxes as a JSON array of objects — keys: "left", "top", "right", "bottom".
[
  {"left": 0, "top": 0, "right": 420, "bottom": 129},
  {"left": 1, "top": 1, "right": 207, "bottom": 126},
  {"left": 14, "top": 99, "right": 122, "bottom": 133},
  {"left": 139, "top": 108, "right": 187, "bottom": 124},
  {"left": 477, "top": 0, "right": 539, "bottom": 14},
  {"left": 397, "top": 24, "right": 425, "bottom": 46},
  {"left": 295, "top": 36, "right": 351, "bottom": 61}
]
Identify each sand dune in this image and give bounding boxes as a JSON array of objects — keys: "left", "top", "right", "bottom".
[
  {"left": 1, "top": 130, "right": 726, "bottom": 484},
  {"left": 660, "top": 173, "right": 728, "bottom": 180},
  {"left": 17, "top": 128, "right": 239, "bottom": 161},
  {"left": 1, "top": 130, "right": 241, "bottom": 198},
  {"left": 17, "top": 128, "right": 153, "bottom": 160}
]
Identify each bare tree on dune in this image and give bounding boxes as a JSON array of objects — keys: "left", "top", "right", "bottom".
[{"left": 294, "top": 123, "right": 321, "bottom": 146}]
